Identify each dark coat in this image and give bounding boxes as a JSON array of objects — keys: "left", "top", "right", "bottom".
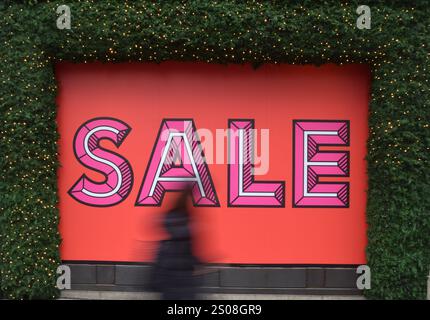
[{"left": 150, "top": 209, "right": 200, "bottom": 300}]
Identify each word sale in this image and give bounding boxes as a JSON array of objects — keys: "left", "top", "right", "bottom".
[{"left": 69, "top": 117, "right": 350, "bottom": 208}]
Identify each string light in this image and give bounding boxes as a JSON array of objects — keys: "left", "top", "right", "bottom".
[{"left": 0, "top": 1, "right": 428, "bottom": 300}]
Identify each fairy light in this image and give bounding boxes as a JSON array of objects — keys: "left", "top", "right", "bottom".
[{"left": 0, "top": 1, "right": 428, "bottom": 300}]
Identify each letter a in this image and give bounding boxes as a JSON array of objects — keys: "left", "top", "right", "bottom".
[{"left": 136, "top": 119, "right": 219, "bottom": 206}]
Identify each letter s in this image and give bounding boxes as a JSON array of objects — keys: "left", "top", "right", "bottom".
[{"left": 69, "top": 117, "right": 133, "bottom": 207}]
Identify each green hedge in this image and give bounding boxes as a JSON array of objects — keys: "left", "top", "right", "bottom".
[{"left": 0, "top": 1, "right": 429, "bottom": 299}]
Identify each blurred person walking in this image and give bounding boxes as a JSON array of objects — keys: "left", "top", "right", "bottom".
[{"left": 149, "top": 187, "right": 201, "bottom": 300}]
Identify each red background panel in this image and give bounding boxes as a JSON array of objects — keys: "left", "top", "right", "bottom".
[{"left": 56, "top": 62, "right": 370, "bottom": 264}]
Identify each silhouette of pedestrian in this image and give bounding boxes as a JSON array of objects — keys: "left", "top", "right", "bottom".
[{"left": 150, "top": 187, "right": 201, "bottom": 300}]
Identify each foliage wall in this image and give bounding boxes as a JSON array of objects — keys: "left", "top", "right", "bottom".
[{"left": 0, "top": 0, "right": 428, "bottom": 299}]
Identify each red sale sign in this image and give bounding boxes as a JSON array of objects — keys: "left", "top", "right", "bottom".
[{"left": 57, "top": 62, "right": 369, "bottom": 264}]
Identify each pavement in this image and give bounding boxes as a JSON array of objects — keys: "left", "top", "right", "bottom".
[{"left": 60, "top": 290, "right": 365, "bottom": 300}]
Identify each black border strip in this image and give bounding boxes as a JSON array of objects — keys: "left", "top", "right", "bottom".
[{"left": 62, "top": 260, "right": 360, "bottom": 268}]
